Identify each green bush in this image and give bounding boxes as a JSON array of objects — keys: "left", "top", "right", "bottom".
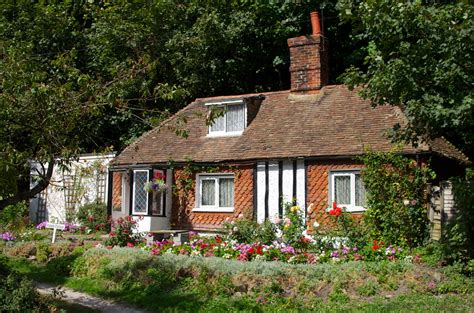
[
  {"left": 0, "top": 256, "right": 51, "bottom": 312},
  {"left": 441, "top": 171, "right": 474, "bottom": 265},
  {"left": 275, "top": 202, "right": 306, "bottom": 248},
  {"left": 223, "top": 217, "right": 276, "bottom": 244},
  {"left": 0, "top": 202, "right": 29, "bottom": 234},
  {"left": 105, "top": 216, "right": 144, "bottom": 247},
  {"left": 76, "top": 202, "right": 109, "bottom": 232},
  {"left": 359, "top": 149, "right": 435, "bottom": 248}
]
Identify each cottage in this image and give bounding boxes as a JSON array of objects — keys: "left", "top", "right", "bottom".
[{"left": 107, "top": 12, "right": 467, "bottom": 234}]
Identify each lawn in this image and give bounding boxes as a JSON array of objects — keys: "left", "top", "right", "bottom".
[{"left": 3, "top": 246, "right": 473, "bottom": 312}]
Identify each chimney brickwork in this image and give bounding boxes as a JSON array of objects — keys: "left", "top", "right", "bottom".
[{"left": 288, "top": 12, "right": 328, "bottom": 92}]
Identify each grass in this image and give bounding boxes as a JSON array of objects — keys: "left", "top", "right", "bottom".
[{"left": 3, "top": 248, "right": 474, "bottom": 312}]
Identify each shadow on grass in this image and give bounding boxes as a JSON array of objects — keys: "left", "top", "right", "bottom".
[{"left": 6, "top": 254, "right": 79, "bottom": 285}]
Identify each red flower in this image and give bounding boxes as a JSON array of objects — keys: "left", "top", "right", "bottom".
[
  {"left": 154, "top": 172, "right": 165, "bottom": 180},
  {"left": 109, "top": 232, "right": 116, "bottom": 237},
  {"left": 248, "top": 248, "right": 255, "bottom": 254},
  {"left": 215, "top": 235, "right": 222, "bottom": 243},
  {"left": 256, "top": 245, "right": 263, "bottom": 255},
  {"left": 106, "top": 245, "right": 113, "bottom": 249},
  {"left": 373, "top": 239, "right": 378, "bottom": 244},
  {"left": 200, "top": 243, "right": 208, "bottom": 250},
  {"left": 329, "top": 202, "right": 342, "bottom": 217},
  {"left": 372, "top": 244, "right": 379, "bottom": 250},
  {"left": 380, "top": 241, "right": 385, "bottom": 246}
]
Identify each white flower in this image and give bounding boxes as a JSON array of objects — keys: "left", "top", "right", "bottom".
[
  {"left": 191, "top": 250, "right": 201, "bottom": 257},
  {"left": 313, "top": 221, "right": 320, "bottom": 229},
  {"left": 403, "top": 199, "right": 410, "bottom": 206},
  {"left": 307, "top": 203, "right": 315, "bottom": 213},
  {"left": 233, "top": 226, "right": 238, "bottom": 232},
  {"left": 254, "top": 255, "right": 266, "bottom": 261},
  {"left": 238, "top": 214, "right": 244, "bottom": 219},
  {"left": 223, "top": 253, "right": 232, "bottom": 259}
]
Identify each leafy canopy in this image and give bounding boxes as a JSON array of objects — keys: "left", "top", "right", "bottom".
[{"left": 338, "top": 0, "right": 474, "bottom": 159}]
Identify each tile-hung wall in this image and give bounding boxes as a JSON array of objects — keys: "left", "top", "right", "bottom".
[{"left": 255, "top": 160, "right": 306, "bottom": 223}]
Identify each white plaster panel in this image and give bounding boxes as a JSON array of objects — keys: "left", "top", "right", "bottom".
[
  {"left": 282, "top": 161, "right": 294, "bottom": 204},
  {"left": 268, "top": 162, "right": 279, "bottom": 222},
  {"left": 256, "top": 162, "right": 266, "bottom": 223},
  {"left": 296, "top": 160, "right": 306, "bottom": 219}
]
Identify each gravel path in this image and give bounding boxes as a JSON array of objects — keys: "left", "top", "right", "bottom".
[{"left": 36, "top": 282, "right": 146, "bottom": 313}]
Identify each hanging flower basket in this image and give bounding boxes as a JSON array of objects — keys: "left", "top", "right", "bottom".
[{"left": 144, "top": 172, "right": 167, "bottom": 193}]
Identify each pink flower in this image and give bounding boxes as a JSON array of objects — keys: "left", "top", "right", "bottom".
[{"left": 127, "top": 242, "right": 134, "bottom": 248}]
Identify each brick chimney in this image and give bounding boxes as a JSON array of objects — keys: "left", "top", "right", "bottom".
[{"left": 287, "top": 11, "right": 328, "bottom": 92}]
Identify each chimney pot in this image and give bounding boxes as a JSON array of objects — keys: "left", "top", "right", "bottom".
[{"left": 310, "top": 11, "right": 321, "bottom": 36}]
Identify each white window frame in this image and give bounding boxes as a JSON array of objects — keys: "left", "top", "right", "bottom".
[
  {"left": 132, "top": 170, "right": 149, "bottom": 215},
  {"left": 329, "top": 170, "right": 366, "bottom": 212},
  {"left": 193, "top": 173, "right": 235, "bottom": 212},
  {"left": 206, "top": 100, "right": 247, "bottom": 137}
]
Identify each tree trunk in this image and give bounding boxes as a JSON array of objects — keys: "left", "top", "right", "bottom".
[{"left": 0, "top": 158, "right": 55, "bottom": 211}]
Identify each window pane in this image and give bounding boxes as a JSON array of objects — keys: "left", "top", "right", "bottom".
[
  {"left": 219, "top": 178, "right": 234, "bottom": 207},
  {"left": 201, "top": 179, "right": 215, "bottom": 206},
  {"left": 226, "top": 104, "right": 245, "bottom": 132},
  {"left": 334, "top": 175, "right": 351, "bottom": 205},
  {"left": 355, "top": 174, "right": 366, "bottom": 207},
  {"left": 134, "top": 171, "right": 148, "bottom": 213},
  {"left": 210, "top": 108, "right": 225, "bottom": 132}
]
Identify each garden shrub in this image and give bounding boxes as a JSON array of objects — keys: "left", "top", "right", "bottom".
[
  {"left": 223, "top": 217, "right": 276, "bottom": 245},
  {"left": 275, "top": 202, "right": 306, "bottom": 248},
  {"left": 441, "top": 170, "right": 474, "bottom": 266},
  {"left": 0, "top": 255, "right": 51, "bottom": 312},
  {"left": 359, "top": 149, "right": 435, "bottom": 248},
  {"left": 0, "top": 202, "right": 29, "bottom": 234},
  {"left": 105, "top": 216, "right": 144, "bottom": 247},
  {"left": 76, "top": 202, "right": 109, "bottom": 232}
]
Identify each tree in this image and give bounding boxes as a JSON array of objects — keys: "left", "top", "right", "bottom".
[
  {"left": 337, "top": 0, "right": 474, "bottom": 159},
  {"left": 1, "top": 0, "right": 356, "bottom": 210}
]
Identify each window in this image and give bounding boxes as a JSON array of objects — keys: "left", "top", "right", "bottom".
[
  {"left": 330, "top": 171, "right": 366, "bottom": 212},
  {"left": 207, "top": 100, "right": 246, "bottom": 136},
  {"left": 150, "top": 169, "right": 165, "bottom": 216},
  {"left": 132, "top": 170, "right": 149, "bottom": 215},
  {"left": 194, "top": 174, "right": 234, "bottom": 212}
]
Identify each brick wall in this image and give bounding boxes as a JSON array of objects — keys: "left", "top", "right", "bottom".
[
  {"left": 171, "top": 165, "right": 254, "bottom": 231},
  {"left": 287, "top": 35, "right": 329, "bottom": 92},
  {"left": 306, "top": 160, "right": 364, "bottom": 232},
  {"left": 111, "top": 172, "right": 122, "bottom": 211}
]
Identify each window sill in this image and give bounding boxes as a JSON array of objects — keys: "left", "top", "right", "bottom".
[
  {"left": 207, "top": 131, "right": 243, "bottom": 138},
  {"left": 192, "top": 207, "right": 234, "bottom": 213},
  {"left": 326, "top": 206, "right": 366, "bottom": 213}
]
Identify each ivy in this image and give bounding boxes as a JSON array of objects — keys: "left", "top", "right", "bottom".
[{"left": 359, "top": 149, "right": 435, "bottom": 248}]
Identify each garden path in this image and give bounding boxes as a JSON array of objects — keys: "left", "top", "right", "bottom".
[{"left": 36, "top": 282, "right": 145, "bottom": 313}]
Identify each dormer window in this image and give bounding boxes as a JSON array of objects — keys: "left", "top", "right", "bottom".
[{"left": 207, "top": 100, "right": 246, "bottom": 137}]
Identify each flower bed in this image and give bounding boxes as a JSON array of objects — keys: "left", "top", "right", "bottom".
[{"left": 142, "top": 234, "right": 405, "bottom": 264}]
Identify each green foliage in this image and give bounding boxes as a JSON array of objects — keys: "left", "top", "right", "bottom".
[
  {"left": 76, "top": 202, "right": 109, "bottom": 232},
  {"left": 105, "top": 216, "right": 144, "bottom": 247},
  {"left": 338, "top": 0, "right": 474, "bottom": 159},
  {"left": 0, "top": 256, "right": 50, "bottom": 312},
  {"left": 0, "top": 201, "right": 28, "bottom": 234},
  {"left": 441, "top": 170, "right": 474, "bottom": 265},
  {"left": 223, "top": 217, "right": 276, "bottom": 245},
  {"left": 276, "top": 202, "right": 307, "bottom": 248},
  {"left": 359, "top": 149, "right": 435, "bottom": 248}
]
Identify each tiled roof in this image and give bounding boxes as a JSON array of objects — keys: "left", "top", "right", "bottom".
[{"left": 111, "top": 85, "right": 468, "bottom": 166}]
